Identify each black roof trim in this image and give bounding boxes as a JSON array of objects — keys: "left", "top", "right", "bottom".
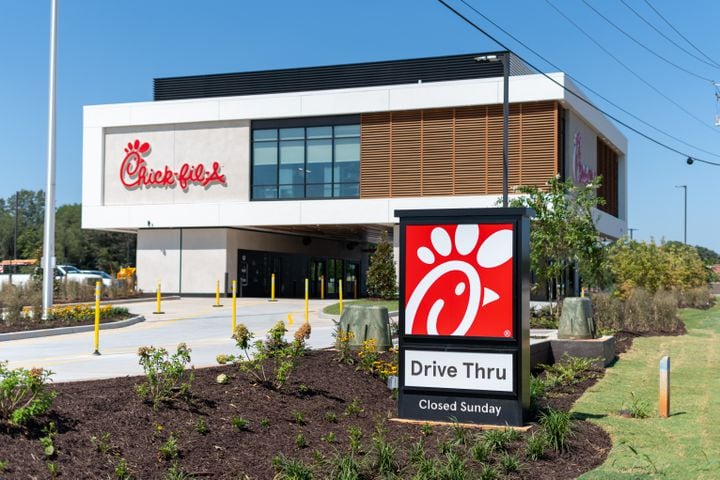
[{"left": 154, "top": 51, "right": 533, "bottom": 101}]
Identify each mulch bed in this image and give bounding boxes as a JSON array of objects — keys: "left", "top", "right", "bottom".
[
  {"left": 613, "top": 318, "right": 687, "bottom": 355},
  {"left": 0, "top": 349, "right": 615, "bottom": 479}
]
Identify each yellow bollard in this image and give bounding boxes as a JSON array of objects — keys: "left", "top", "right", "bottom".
[
  {"left": 320, "top": 275, "right": 324, "bottom": 300},
  {"left": 269, "top": 273, "right": 277, "bottom": 302},
  {"left": 354, "top": 280, "right": 358, "bottom": 300},
  {"left": 213, "top": 279, "right": 223, "bottom": 307},
  {"left": 339, "top": 279, "right": 343, "bottom": 315},
  {"left": 154, "top": 281, "right": 164, "bottom": 314},
  {"left": 231, "top": 280, "right": 237, "bottom": 335},
  {"left": 305, "top": 278, "right": 309, "bottom": 323},
  {"left": 581, "top": 287, "right": 586, "bottom": 298},
  {"left": 92, "top": 281, "right": 101, "bottom": 355},
  {"left": 287, "top": 313, "right": 294, "bottom": 326}
]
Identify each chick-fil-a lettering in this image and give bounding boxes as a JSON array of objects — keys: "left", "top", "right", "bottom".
[{"left": 119, "top": 139, "right": 226, "bottom": 190}]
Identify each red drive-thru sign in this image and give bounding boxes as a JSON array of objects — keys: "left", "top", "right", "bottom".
[
  {"left": 396, "top": 208, "right": 531, "bottom": 427},
  {"left": 404, "top": 223, "right": 514, "bottom": 338},
  {"left": 119, "top": 139, "right": 226, "bottom": 190}
]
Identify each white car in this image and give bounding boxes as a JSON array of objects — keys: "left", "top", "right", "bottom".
[
  {"left": 80, "top": 270, "right": 116, "bottom": 288},
  {"left": 55, "top": 265, "right": 109, "bottom": 287}
]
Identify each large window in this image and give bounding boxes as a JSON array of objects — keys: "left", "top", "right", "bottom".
[{"left": 252, "top": 122, "right": 360, "bottom": 200}]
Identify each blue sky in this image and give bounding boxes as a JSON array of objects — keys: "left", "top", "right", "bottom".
[{"left": 1, "top": 0, "right": 719, "bottom": 252}]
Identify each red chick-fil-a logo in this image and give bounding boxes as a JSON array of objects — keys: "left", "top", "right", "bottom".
[
  {"left": 120, "top": 139, "right": 227, "bottom": 190},
  {"left": 404, "top": 224, "right": 514, "bottom": 338}
]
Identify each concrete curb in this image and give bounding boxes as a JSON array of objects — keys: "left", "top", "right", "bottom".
[{"left": 0, "top": 315, "right": 146, "bottom": 342}]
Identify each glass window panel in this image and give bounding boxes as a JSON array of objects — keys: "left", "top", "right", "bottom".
[
  {"left": 279, "top": 184, "right": 305, "bottom": 199},
  {"left": 334, "top": 124, "right": 360, "bottom": 137},
  {"left": 253, "top": 141, "right": 277, "bottom": 165},
  {"left": 253, "top": 185, "right": 277, "bottom": 199},
  {"left": 253, "top": 129, "right": 277, "bottom": 141},
  {"left": 279, "top": 164, "right": 304, "bottom": 185},
  {"left": 306, "top": 184, "right": 333, "bottom": 198},
  {"left": 252, "top": 164, "right": 277, "bottom": 186},
  {"left": 334, "top": 157, "right": 360, "bottom": 183},
  {"left": 280, "top": 139, "right": 304, "bottom": 164},
  {"left": 307, "top": 139, "right": 331, "bottom": 163},
  {"left": 307, "top": 126, "right": 332, "bottom": 139},
  {"left": 334, "top": 183, "right": 359, "bottom": 198},
  {"left": 279, "top": 127, "right": 305, "bottom": 140},
  {"left": 334, "top": 137, "right": 359, "bottom": 162}
]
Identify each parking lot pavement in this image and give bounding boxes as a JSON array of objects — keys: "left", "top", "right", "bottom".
[{"left": 0, "top": 297, "right": 338, "bottom": 383}]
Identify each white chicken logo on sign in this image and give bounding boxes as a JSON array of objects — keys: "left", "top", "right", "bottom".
[{"left": 405, "top": 224, "right": 514, "bottom": 337}]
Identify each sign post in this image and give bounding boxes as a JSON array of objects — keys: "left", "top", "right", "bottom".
[{"left": 395, "top": 208, "right": 531, "bottom": 426}]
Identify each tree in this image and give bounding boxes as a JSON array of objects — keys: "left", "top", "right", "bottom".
[
  {"left": 509, "top": 176, "right": 606, "bottom": 312},
  {"left": 366, "top": 231, "right": 397, "bottom": 299},
  {"left": 693, "top": 245, "right": 720, "bottom": 265}
]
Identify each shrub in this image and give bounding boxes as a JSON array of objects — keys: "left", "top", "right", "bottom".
[
  {"left": 0, "top": 362, "right": 56, "bottom": 426},
  {"left": 540, "top": 353, "right": 597, "bottom": 389},
  {"left": 499, "top": 452, "right": 521, "bottom": 474},
  {"left": 593, "top": 287, "right": 682, "bottom": 334},
  {"left": 591, "top": 291, "right": 624, "bottom": 332},
  {"left": 47, "top": 304, "right": 130, "bottom": 323},
  {"left": 366, "top": 230, "right": 397, "bottom": 299},
  {"left": 272, "top": 454, "right": 313, "bottom": 479},
  {"left": 329, "top": 452, "right": 361, "bottom": 480},
  {"left": 678, "top": 286, "right": 715, "bottom": 309},
  {"left": 356, "top": 338, "right": 378, "bottom": 374},
  {"left": 539, "top": 408, "right": 574, "bottom": 452},
  {"left": 525, "top": 431, "right": 547, "bottom": 460},
  {"left": 135, "top": 343, "right": 193, "bottom": 408},
  {"left": 218, "top": 322, "right": 305, "bottom": 390}
]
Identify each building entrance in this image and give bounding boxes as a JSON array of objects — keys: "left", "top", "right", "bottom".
[{"left": 238, "top": 249, "right": 361, "bottom": 299}]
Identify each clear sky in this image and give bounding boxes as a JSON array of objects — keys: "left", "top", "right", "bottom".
[{"left": 1, "top": 0, "right": 718, "bottom": 252}]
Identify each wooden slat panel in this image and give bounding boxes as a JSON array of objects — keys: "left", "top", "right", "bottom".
[
  {"left": 360, "top": 112, "right": 391, "bottom": 198},
  {"left": 518, "top": 102, "right": 557, "bottom": 190},
  {"left": 422, "top": 108, "right": 454, "bottom": 196},
  {"left": 390, "top": 110, "right": 422, "bottom": 197},
  {"left": 454, "top": 106, "right": 487, "bottom": 195}
]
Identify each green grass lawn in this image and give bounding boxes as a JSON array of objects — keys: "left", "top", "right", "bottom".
[
  {"left": 575, "top": 303, "right": 720, "bottom": 479},
  {"left": 322, "top": 299, "right": 399, "bottom": 315}
]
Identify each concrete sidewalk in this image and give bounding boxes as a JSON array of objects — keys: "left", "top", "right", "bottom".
[{"left": 0, "top": 297, "right": 338, "bottom": 383}]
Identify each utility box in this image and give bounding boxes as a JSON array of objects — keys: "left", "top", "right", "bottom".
[
  {"left": 558, "top": 297, "right": 595, "bottom": 339},
  {"left": 337, "top": 305, "right": 392, "bottom": 351}
]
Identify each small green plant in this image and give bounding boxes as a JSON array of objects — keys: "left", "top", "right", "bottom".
[
  {"left": 329, "top": 451, "right": 361, "bottom": 480},
  {"left": 0, "top": 362, "right": 57, "bottom": 426},
  {"left": 470, "top": 438, "right": 493, "bottom": 463},
  {"left": 539, "top": 353, "right": 598, "bottom": 389},
  {"left": 372, "top": 430, "right": 398, "bottom": 475},
  {"left": 441, "top": 450, "right": 468, "bottom": 479},
  {"left": 40, "top": 421, "right": 57, "bottom": 458},
  {"left": 333, "top": 327, "right": 356, "bottom": 365},
  {"left": 525, "top": 431, "right": 547, "bottom": 460},
  {"left": 295, "top": 433, "right": 308, "bottom": 449},
  {"left": 483, "top": 427, "right": 517, "bottom": 451},
  {"left": 409, "top": 437, "right": 426, "bottom": 465},
  {"left": 413, "top": 456, "right": 443, "bottom": 479},
  {"left": 292, "top": 410, "right": 306, "bottom": 425},
  {"left": 420, "top": 422, "right": 433, "bottom": 436},
  {"left": 500, "top": 452, "right": 521, "bottom": 474},
  {"left": 164, "top": 462, "right": 195, "bottom": 480},
  {"left": 356, "top": 338, "right": 379, "bottom": 374},
  {"left": 449, "top": 417, "right": 468, "bottom": 447},
  {"left": 114, "top": 457, "right": 132, "bottom": 480},
  {"left": 260, "top": 418, "right": 270, "bottom": 428},
  {"left": 324, "top": 411, "right": 338, "bottom": 423},
  {"left": 478, "top": 463, "right": 499, "bottom": 480},
  {"left": 272, "top": 454, "right": 313, "bottom": 480},
  {"left": 91, "top": 431, "right": 115, "bottom": 455},
  {"left": 623, "top": 391, "right": 652, "bottom": 418},
  {"left": 135, "top": 343, "right": 193, "bottom": 408},
  {"left": 47, "top": 461, "right": 59, "bottom": 478},
  {"left": 158, "top": 433, "right": 180, "bottom": 461},
  {"left": 231, "top": 416, "right": 249, "bottom": 431},
  {"left": 0, "top": 460, "right": 7, "bottom": 473},
  {"left": 321, "top": 431, "right": 336, "bottom": 443},
  {"left": 539, "top": 408, "right": 574, "bottom": 452},
  {"left": 344, "top": 398, "right": 364, "bottom": 417},
  {"left": 195, "top": 417, "right": 209, "bottom": 435},
  {"left": 298, "top": 383, "right": 311, "bottom": 394},
  {"left": 312, "top": 449, "right": 325, "bottom": 465},
  {"left": 348, "top": 426, "right": 364, "bottom": 455}
]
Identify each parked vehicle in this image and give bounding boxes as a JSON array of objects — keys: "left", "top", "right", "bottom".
[
  {"left": 54, "top": 265, "right": 106, "bottom": 287},
  {"left": 80, "top": 270, "right": 115, "bottom": 288}
]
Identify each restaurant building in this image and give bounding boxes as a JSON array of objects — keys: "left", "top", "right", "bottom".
[{"left": 81, "top": 52, "right": 627, "bottom": 297}]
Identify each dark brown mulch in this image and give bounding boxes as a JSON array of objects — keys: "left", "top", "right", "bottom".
[
  {"left": 613, "top": 317, "right": 687, "bottom": 355},
  {"left": 0, "top": 350, "right": 613, "bottom": 479},
  {"left": 0, "top": 314, "right": 132, "bottom": 334}
]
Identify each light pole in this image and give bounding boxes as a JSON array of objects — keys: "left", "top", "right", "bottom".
[
  {"left": 475, "top": 52, "right": 510, "bottom": 207},
  {"left": 675, "top": 185, "right": 687, "bottom": 244},
  {"left": 628, "top": 228, "right": 638, "bottom": 240}
]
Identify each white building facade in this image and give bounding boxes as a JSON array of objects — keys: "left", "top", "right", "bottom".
[{"left": 82, "top": 53, "right": 628, "bottom": 297}]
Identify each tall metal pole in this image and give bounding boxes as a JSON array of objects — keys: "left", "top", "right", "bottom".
[
  {"left": 675, "top": 185, "right": 687, "bottom": 244},
  {"left": 502, "top": 52, "right": 510, "bottom": 208},
  {"left": 10, "top": 192, "right": 18, "bottom": 284},
  {"left": 42, "top": 0, "right": 58, "bottom": 319}
]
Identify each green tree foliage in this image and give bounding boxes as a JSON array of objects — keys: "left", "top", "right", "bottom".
[
  {"left": 509, "top": 176, "right": 606, "bottom": 308},
  {"left": 692, "top": 245, "right": 720, "bottom": 265},
  {"left": 0, "top": 191, "right": 136, "bottom": 272},
  {"left": 366, "top": 231, "right": 397, "bottom": 299},
  {"left": 608, "top": 238, "right": 708, "bottom": 298}
]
